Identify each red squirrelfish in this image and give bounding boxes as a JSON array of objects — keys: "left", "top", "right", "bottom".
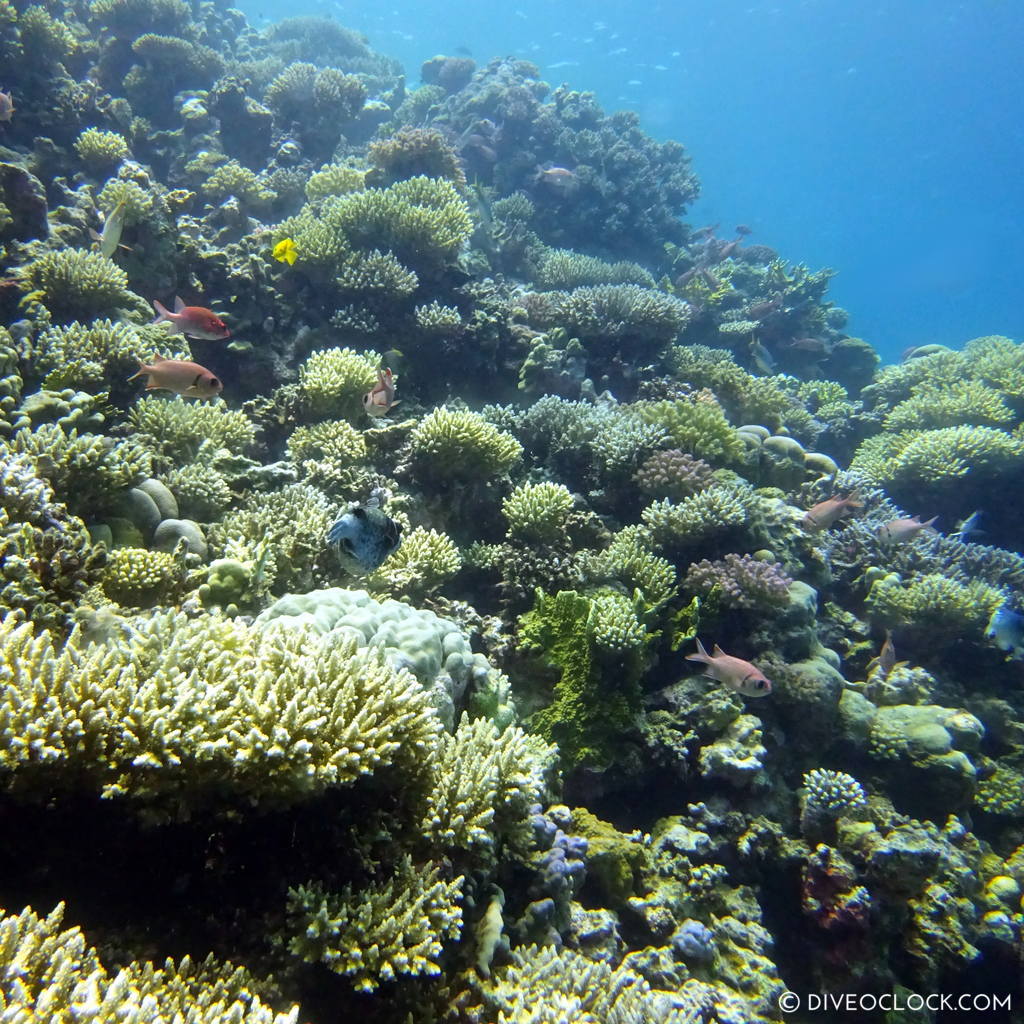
[
  {"left": 877, "top": 515, "right": 937, "bottom": 544},
  {"left": 152, "top": 297, "right": 230, "bottom": 340},
  {"left": 363, "top": 367, "right": 399, "bottom": 418},
  {"left": 802, "top": 491, "right": 863, "bottom": 531},
  {"left": 0, "top": 89, "right": 13, "bottom": 123},
  {"left": 686, "top": 638, "right": 773, "bottom": 698},
  {"left": 129, "top": 354, "right": 223, "bottom": 399}
]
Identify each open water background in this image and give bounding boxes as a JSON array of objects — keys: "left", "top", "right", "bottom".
[{"left": 240, "top": 0, "right": 1024, "bottom": 362}]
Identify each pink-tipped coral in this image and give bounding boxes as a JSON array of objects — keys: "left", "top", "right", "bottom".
[
  {"left": 683, "top": 552, "right": 792, "bottom": 609},
  {"left": 634, "top": 449, "right": 713, "bottom": 501}
]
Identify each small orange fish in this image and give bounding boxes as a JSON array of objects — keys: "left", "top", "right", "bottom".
[
  {"left": 534, "top": 164, "right": 578, "bottom": 193},
  {"left": 363, "top": 367, "right": 399, "bottom": 418},
  {"left": 802, "top": 491, "right": 863, "bottom": 531},
  {"left": 686, "top": 638, "right": 773, "bottom": 698},
  {"left": 152, "top": 297, "right": 230, "bottom": 340},
  {"left": 867, "top": 629, "right": 908, "bottom": 679},
  {"left": 876, "top": 515, "right": 937, "bottom": 544},
  {"left": 128, "top": 354, "right": 222, "bottom": 399},
  {"left": 0, "top": 89, "right": 13, "bottom": 123}
]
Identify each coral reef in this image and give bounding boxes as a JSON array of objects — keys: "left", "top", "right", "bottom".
[{"left": 1, "top": 8, "right": 1022, "bottom": 1023}]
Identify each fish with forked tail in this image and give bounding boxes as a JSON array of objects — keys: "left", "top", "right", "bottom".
[{"left": 686, "top": 638, "right": 772, "bottom": 698}]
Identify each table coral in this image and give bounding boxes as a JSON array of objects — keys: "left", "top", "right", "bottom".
[
  {"left": 129, "top": 396, "right": 257, "bottom": 464},
  {"left": 74, "top": 127, "right": 130, "bottom": 172},
  {"left": 0, "top": 611, "right": 441, "bottom": 813}
]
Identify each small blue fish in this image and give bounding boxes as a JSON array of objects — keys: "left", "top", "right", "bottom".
[
  {"left": 327, "top": 495, "right": 402, "bottom": 574},
  {"left": 951, "top": 510, "right": 985, "bottom": 543},
  {"left": 985, "top": 604, "right": 1024, "bottom": 660}
]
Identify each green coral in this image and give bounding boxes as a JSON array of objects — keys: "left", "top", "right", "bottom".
[
  {"left": 163, "top": 461, "right": 233, "bottom": 521},
  {"left": 0, "top": 455, "right": 107, "bottom": 632},
  {"left": 883, "top": 380, "right": 1014, "bottom": 431},
  {"left": 535, "top": 248, "right": 656, "bottom": 289},
  {"left": 866, "top": 572, "right": 1004, "bottom": 636},
  {"left": 520, "top": 589, "right": 646, "bottom": 767},
  {"left": 502, "top": 481, "right": 574, "bottom": 543},
  {"left": 31, "top": 319, "right": 186, "bottom": 390},
  {"left": 213, "top": 483, "right": 334, "bottom": 595},
  {"left": 287, "top": 418, "right": 369, "bottom": 495},
  {"left": 580, "top": 525, "right": 677, "bottom": 610},
  {"left": 0, "top": 611, "right": 440, "bottom": 812},
  {"left": 638, "top": 396, "right": 745, "bottom": 465},
  {"left": 280, "top": 176, "right": 472, "bottom": 279},
  {"left": 420, "top": 716, "right": 554, "bottom": 856},
  {"left": 974, "top": 762, "right": 1024, "bottom": 817},
  {"left": 642, "top": 481, "right": 761, "bottom": 551},
  {"left": 850, "top": 425, "right": 1024, "bottom": 487},
  {"left": 287, "top": 858, "right": 463, "bottom": 991},
  {"left": 129, "top": 397, "right": 257, "bottom": 464},
  {"left": 89, "top": 0, "right": 190, "bottom": 36},
  {"left": 368, "top": 526, "right": 461, "bottom": 600},
  {"left": 305, "top": 163, "right": 367, "bottom": 201},
  {"left": 97, "top": 177, "right": 155, "bottom": 223},
  {"left": 101, "top": 546, "right": 184, "bottom": 608},
  {"left": 415, "top": 299, "right": 462, "bottom": 332},
  {"left": 74, "top": 128, "right": 130, "bottom": 172},
  {"left": 407, "top": 407, "right": 522, "bottom": 483},
  {"left": 296, "top": 347, "right": 379, "bottom": 421},
  {"left": 0, "top": 904, "right": 297, "bottom": 1023},
  {"left": 7, "top": 425, "right": 151, "bottom": 516},
  {"left": 19, "top": 248, "right": 143, "bottom": 323},
  {"left": 18, "top": 5, "right": 75, "bottom": 61},
  {"left": 202, "top": 160, "right": 276, "bottom": 207}
]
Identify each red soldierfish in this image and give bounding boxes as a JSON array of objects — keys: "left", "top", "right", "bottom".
[
  {"left": 0, "top": 89, "right": 13, "bottom": 122},
  {"left": 152, "top": 297, "right": 230, "bottom": 340},
  {"left": 686, "top": 638, "right": 773, "bottom": 698},
  {"left": 876, "top": 515, "right": 937, "bottom": 544},
  {"left": 802, "top": 492, "right": 863, "bottom": 531},
  {"left": 129, "top": 354, "right": 223, "bottom": 399},
  {"left": 363, "top": 367, "right": 399, "bottom": 418}
]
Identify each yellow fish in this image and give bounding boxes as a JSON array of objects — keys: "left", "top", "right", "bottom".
[{"left": 272, "top": 238, "right": 298, "bottom": 265}]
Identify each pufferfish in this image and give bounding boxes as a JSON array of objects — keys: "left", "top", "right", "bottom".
[{"left": 327, "top": 489, "right": 402, "bottom": 574}]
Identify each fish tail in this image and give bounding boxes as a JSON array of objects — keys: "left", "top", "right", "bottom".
[
  {"left": 127, "top": 359, "right": 147, "bottom": 382},
  {"left": 151, "top": 299, "right": 171, "bottom": 325},
  {"left": 685, "top": 637, "right": 711, "bottom": 664}
]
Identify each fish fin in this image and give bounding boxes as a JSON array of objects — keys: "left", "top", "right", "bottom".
[
  {"left": 126, "top": 361, "right": 147, "bottom": 382},
  {"left": 173, "top": 296, "right": 186, "bottom": 313},
  {"left": 923, "top": 516, "right": 938, "bottom": 528},
  {"left": 712, "top": 644, "right": 726, "bottom": 657},
  {"left": 88, "top": 227, "right": 102, "bottom": 243},
  {"left": 685, "top": 637, "right": 710, "bottom": 663},
  {"left": 151, "top": 299, "right": 171, "bottom": 324},
  {"left": 152, "top": 353, "right": 166, "bottom": 362},
  {"left": 389, "top": 399, "right": 401, "bottom": 408}
]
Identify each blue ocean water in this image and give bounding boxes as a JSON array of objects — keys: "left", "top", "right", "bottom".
[{"left": 241, "top": 0, "right": 1024, "bottom": 362}]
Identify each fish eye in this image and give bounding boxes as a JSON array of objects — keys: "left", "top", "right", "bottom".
[
  {"left": 210, "top": 377, "right": 220, "bottom": 387},
  {"left": 755, "top": 679, "right": 765, "bottom": 689},
  {"left": 340, "top": 539, "right": 354, "bottom": 553}
]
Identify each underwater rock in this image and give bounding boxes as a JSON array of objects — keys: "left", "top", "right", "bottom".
[{"left": 0, "top": 162, "right": 48, "bottom": 240}]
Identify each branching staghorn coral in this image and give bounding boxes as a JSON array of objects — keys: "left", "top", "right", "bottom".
[
  {"left": 534, "top": 248, "right": 656, "bottom": 290},
  {"left": 74, "top": 128, "right": 130, "bottom": 172},
  {"left": 0, "top": 611, "right": 441, "bottom": 813},
  {"left": 305, "top": 162, "right": 367, "bottom": 201},
  {"left": 502, "top": 481, "right": 574, "bottom": 543},
  {"left": 287, "top": 858, "right": 463, "bottom": 991},
  {"left": 100, "top": 546, "right": 186, "bottom": 608},
  {"left": 420, "top": 715, "right": 554, "bottom": 856},
  {"left": 642, "top": 481, "right": 761, "bottom": 552},
  {"left": 634, "top": 448, "right": 714, "bottom": 501},
  {"left": 212, "top": 483, "right": 335, "bottom": 595},
  {"left": 295, "top": 346, "right": 379, "bottom": 420},
  {"left": 18, "top": 248, "right": 145, "bottom": 323},
  {"left": 0, "top": 454, "right": 107, "bottom": 632},
  {"left": 286, "top": 418, "right": 370, "bottom": 496},
  {"left": 866, "top": 572, "right": 1003, "bottom": 637},
  {"left": 683, "top": 553, "right": 792, "bottom": 610},
  {"left": 6, "top": 425, "right": 152, "bottom": 516},
  {"left": 368, "top": 126, "right": 466, "bottom": 188},
  {"left": 406, "top": 407, "right": 522, "bottom": 483},
  {"left": 637, "top": 395, "right": 745, "bottom": 466},
  {"left": 580, "top": 525, "right": 677, "bottom": 610},
  {"left": 0, "top": 903, "right": 299, "bottom": 1023},
  {"left": 367, "top": 526, "right": 461, "bottom": 601},
  {"left": 129, "top": 397, "right": 257, "bottom": 465}
]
